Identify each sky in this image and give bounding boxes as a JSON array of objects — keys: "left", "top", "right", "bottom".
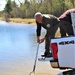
[{"left": 0, "top": 0, "right": 24, "bottom": 11}]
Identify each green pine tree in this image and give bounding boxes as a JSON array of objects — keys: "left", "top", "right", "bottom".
[{"left": 4, "top": 0, "right": 12, "bottom": 14}]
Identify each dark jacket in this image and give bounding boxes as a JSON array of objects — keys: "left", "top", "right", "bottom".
[{"left": 36, "top": 15, "right": 60, "bottom": 36}]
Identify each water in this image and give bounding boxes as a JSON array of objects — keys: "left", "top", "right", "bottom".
[{"left": 0, "top": 21, "right": 61, "bottom": 75}]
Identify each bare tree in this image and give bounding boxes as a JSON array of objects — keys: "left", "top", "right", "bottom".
[
  {"left": 50, "top": 0, "right": 52, "bottom": 14},
  {"left": 62, "top": 0, "right": 65, "bottom": 12}
]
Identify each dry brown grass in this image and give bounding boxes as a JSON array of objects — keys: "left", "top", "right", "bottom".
[
  {"left": 0, "top": 17, "right": 4, "bottom": 20},
  {"left": 0, "top": 17, "right": 35, "bottom": 25},
  {"left": 55, "top": 28, "right": 61, "bottom": 38},
  {"left": 9, "top": 18, "right": 35, "bottom": 24}
]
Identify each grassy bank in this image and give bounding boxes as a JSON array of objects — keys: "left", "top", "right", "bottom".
[
  {"left": 10, "top": 18, "right": 35, "bottom": 24},
  {"left": 0, "top": 17, "right": 4, "bottom": 20},
  {"left": 0, "top": 17, "right": 36, "bottom": 25}
]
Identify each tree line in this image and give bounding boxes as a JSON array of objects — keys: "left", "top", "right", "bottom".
[{"left": 0, "top": 0, "right": 75, "bottom": 19}]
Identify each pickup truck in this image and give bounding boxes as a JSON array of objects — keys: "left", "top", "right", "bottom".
[
  {"left": 50, "top": 36, "right": 75, "bottom": 74},
  {"left": 50, "top": 12, "right": 75, "bottom": 75},
  {"left": 38, "top": 12, "right": 75, "bottom": 75}
]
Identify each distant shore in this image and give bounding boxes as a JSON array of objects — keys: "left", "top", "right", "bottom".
[{"left": 0, "top": 17, "right": 36, "bottom": 25}]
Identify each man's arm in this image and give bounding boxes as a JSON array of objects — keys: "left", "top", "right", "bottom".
[
  {"left": 36, "top": 21, "right": 41, "bottom": 36},
  {"left": 36, "top": 22, "right": 41, "bottom": 43}
]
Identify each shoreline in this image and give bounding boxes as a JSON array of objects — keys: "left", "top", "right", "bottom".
[
  {"left": 0, "top": 17, "right": 36, "bottom": 25},
  {"left": 10, "top": 18, "right": 36, "bottom": 25}
]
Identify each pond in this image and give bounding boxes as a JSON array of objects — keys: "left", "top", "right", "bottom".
[{"left": 0, "top": 21, "right": 61, "bottom": 75}]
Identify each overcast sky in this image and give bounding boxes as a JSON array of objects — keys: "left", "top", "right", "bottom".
[{"left": 0, "top": 0, "right": 24, "bottom": 11}]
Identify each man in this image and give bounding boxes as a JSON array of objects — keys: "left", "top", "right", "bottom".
[
  {"left": 35, "top": 9, "right": 75, "bottom": 58},
  {"left": 59, "top": 8, "right": 75, "bottom": 37},
  {"left": 34, "top": 12, "right": 60, "bottom": 57}
]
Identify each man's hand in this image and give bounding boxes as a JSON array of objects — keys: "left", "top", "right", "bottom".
[
  {"left": 39, "top": 38, "right": 45, "bottom": 43},
  {"left": 37, "top": 36, "right": 46, "bottom": 44}
]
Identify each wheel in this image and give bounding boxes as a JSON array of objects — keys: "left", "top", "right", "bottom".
[{"left": 63, "top": 69, "right": 75, "bottom": 75}]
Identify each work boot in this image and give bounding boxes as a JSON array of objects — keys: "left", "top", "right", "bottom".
[{"left": 41, "top": 52, "right": 52, "bottom": 58}]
